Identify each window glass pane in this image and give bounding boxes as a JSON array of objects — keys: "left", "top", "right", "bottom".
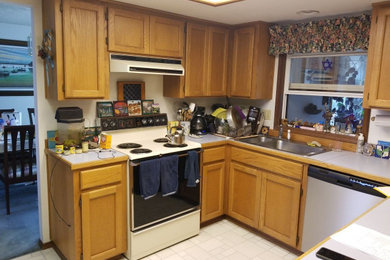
[
  {"left": 286, "top": 95, "right": 363, "bottom": 134},
  {"left": 289, "top": 54, "right": 367, "bottom": 93}
]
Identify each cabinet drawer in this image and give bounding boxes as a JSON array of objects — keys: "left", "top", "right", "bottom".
[
  {"left": 80, "top": 164, "right": 122, "bottom": 190},
  {"left": 203, "top": 146, "right": 225, "bottom": 163},
  {"left": 230, "top": 147, "right": 303, "bottom": 180}
]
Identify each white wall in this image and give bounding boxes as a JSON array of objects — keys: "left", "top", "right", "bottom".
[{"left": 368, "top": 109, "right": 390, "bottom": 144}]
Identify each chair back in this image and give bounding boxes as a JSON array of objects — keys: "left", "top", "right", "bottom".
[
  {"left": 3, "top": 125, "right": 36, "bottom": 183},
  {"left": 28, "top": 108, "right": 35, "bottom": 125}
]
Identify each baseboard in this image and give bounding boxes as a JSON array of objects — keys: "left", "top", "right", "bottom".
[{"left": 39, "top": 240, "right": 66, "bottom": 260}]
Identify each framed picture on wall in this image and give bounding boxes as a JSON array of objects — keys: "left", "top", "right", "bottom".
[
  {"left": 113, "top": 101, "right": 128, "bottom": 116},
  {"left": 141, "top": 100, "right": 154, "bottom": 115},
  {"left": 96, "top": 102, "right": 113, "bottom": 118},
  {"left": 127, "top": 100, "right": 142, "bottom": 116}
]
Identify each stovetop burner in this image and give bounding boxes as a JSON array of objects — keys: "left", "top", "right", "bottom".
[
  {"left": 130, "top": 148, "right": 152, "bottom": 154},
  {"left": 154, "top": 138, "right": 169, "bottom": 143},
  {"left": 163, "top": 143, "right": 188, "bottom": 148},
  {"left": 117, "top": 143, "right": 142, "bottom": 149}
]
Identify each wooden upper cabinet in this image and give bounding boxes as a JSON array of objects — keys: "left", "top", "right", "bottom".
[
  {"left": 231, "top": 26, "right": 255, "bottom": 97},
  {"left": 150, "top": 16, "right": 185, "bottom": 58},
  {"left": 184, "top": 23, "right": 229, "bottom": 97},
  {"left": 62, "top": 0, "right": 107, "bottom": 99},
  {"left": 108, "top": 8, "right": 149, "bottom": 55},
  {"left": 230, "top": 23, "right": 275, "bottom": 99},
  {"left": 364, "top": 4, "right": 390, "bottom": 108},
  {"left": 185, "top": 23, "right": 208, "bottom": 97},
  {"left": 207, "top": 26, "right": 229, "bottom": 96}
]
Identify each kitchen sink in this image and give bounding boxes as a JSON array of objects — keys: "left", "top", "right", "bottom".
[{"left": 238, "top": 136, "right": 327, "bottom": 156}]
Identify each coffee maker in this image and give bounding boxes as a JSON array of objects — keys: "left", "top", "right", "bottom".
[{"left": 190, "top": 106, "right": 207, "bottom": 135}]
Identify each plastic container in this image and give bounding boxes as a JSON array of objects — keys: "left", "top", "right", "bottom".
[
  {"left": 55, "top": 107, "right": 85, "bottom": 146},
  {"left": 356, "top": 133, "right": 364, "bottom": 153}
]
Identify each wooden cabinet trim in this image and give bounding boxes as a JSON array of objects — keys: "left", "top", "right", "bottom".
[
  {"left": 80, "top": 164, "right": 122, "bottom": 190},
  {"left": 203, "top": 146, "right": 226, "bottom": 163},
  {"left": 230, "top": 146, "right": 303, "bottom": 180}
]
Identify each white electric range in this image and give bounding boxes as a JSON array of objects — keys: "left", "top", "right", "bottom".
[{"left": 102, "top": 115, "right": 202, "bottom": 260}]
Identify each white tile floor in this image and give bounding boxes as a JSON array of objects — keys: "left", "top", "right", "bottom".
[{"left": 12, "top": 219, "right": 300, "bottom": 260}]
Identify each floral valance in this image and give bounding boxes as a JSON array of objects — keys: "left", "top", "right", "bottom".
[{"left": 269, "top": 14, "right": 371, "bottom": 56}]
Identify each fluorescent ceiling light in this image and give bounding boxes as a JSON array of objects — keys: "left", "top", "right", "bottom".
[{"left": 190, "top": 0, "right": 244, "bottom": 7}]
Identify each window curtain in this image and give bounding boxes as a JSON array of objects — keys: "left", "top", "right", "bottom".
[{"left": 269, "top": 14, "right": 371, "bottom": 56}]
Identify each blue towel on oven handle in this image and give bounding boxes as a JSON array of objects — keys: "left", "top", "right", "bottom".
[
  {"left": 139, "top": 158, "right": 160, "bottom": 199},
  {"left": 160, "top": 154, "right": 179, "bottom": 197},
  {"left": 184, "top": 150, "right": 200, "bottom": 187}
]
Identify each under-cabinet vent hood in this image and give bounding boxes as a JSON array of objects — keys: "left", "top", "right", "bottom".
[{"left": 110, "top": 54, "right": 184, "bottom": 76}]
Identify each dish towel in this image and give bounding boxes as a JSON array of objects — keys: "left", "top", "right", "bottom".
[
  {"left": 184, "top": 150, "right": 200, "bottom": 187},
  {"left": 139, "top": 158, "right": 160, "bottom": 199},
  {"left": 160, "top": 154, "right": 179, "bottom": 197}
]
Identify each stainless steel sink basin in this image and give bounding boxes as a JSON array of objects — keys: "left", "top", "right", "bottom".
[{"left": 238, "top": 136, "right": 326, "bottom": 156}]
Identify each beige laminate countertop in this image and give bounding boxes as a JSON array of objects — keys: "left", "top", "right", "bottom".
[
  {"left": 189, "top": 134, "right": 390, "bottom": 185},
  {"left": 46, "top": 149, "right": 128, "bottom": 170}
]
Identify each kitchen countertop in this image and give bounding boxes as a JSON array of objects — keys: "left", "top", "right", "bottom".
[
  {"left": 46, "top": 149, "right": 128, "bottom": 170},
  {"left": 298, "top": 198, "right": 390, "bottom": 260},
  {"left": 187, "top": 134, "right": 229, "bottom": 144},
  {"left": 188, "top": 134, "right": 390, "bottom": 184}
]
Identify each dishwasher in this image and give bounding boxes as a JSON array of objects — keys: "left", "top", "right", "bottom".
[{"left": 301, "top": 165, "right": 386, "bottom": 252}]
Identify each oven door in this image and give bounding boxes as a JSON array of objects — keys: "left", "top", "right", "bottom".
[{"left": 129, "top": 150, "right": 201, "bottom": 232}]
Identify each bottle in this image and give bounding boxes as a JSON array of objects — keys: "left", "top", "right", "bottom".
[
  {"left": 287, "top": 129, "right": 291, "bottom": 140},
  {"left": 356, "top": 133, "right": 364, "bottom": 153}
]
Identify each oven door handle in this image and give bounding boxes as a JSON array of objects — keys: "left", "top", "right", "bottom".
[{"left": 130, "top": 149, "right": 202, "bottom": 166}]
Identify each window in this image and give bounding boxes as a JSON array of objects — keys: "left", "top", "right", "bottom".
[{"left": 282, "top": 53, "right": 366, "bottom": 134}]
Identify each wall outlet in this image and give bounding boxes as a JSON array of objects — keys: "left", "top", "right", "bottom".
[{"left": 263, "top": 110, "right": 272, "bottom": 120}]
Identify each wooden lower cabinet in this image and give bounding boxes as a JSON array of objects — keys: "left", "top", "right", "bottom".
[
  {"left": 228, "top": 162, "right": 261, "bottom": 228},
  {"left": 201, "top": 144, "right": 226, "bottom": 223},
  {"left": 201, "top": 162, "right": 225, "bottom": 222},
  {"left": 81, "top": 184, "right": 125, "bottom": 259},
  {"left": 259, "top": 171, "right": 301, "bottom": 247},
  {"left": 47, "top": 152, "right": 127, "bottom": 260},
  {"left": 226, "top": 145, "right": 305, "bottom": 249}
]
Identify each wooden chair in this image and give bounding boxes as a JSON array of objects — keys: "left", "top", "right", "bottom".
[
  {"left": 27, "top": 108, "right": 35, "bottom": 125},
  {"left": 0, "top": 125, "right": 36, "bottom": 214}
]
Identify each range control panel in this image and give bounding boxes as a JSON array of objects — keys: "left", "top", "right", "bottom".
[{"left": 99, "top": 114, "right": 168, "bottom": 131}]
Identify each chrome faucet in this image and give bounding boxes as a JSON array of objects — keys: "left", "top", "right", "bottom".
[{"left": 278, "top": 124, "right": 283, "bottom": 139}]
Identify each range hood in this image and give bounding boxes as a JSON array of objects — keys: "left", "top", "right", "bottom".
[{"left": 110, "top": 54, "right": 184, "bottom": 76}]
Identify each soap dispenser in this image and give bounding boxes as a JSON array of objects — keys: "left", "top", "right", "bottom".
[{"left": 356, "top": 133, "right": 364, "bottom": 153}]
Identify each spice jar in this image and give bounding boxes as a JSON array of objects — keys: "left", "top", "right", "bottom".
[
  {"left": 69, "top": 146, "right": 75, "bottom": 154},
  {"left": 82, "top": 141, "right": 89, "bottom": 153},
  {"left": 75, "top": 145, "right": 82, "bottom": 154},
  {"left": 63, "top": 146, "right": 70, "bottom": 156},
  {"left": 55, "top": 143, "right": 64, "bottom": 154}
]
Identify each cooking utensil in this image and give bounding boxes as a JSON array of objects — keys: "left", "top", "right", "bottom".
[
  {"left": 255, "top": 112, "right": 265, "bottom": 134},
  {"left": 232, "top": 106, "right": 244, "bottom": 129},
  {"left": 226, "top": 107, "right": 235, "bottom": 129}
]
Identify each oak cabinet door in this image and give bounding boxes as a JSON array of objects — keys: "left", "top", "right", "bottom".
[
  {"left": 364, "top": 6, "right": 390, "bottom": 108},
  {"left": 230, "top": 26, "right": 255, "bottom": 98},
  {"left": 207, "top": 26, "right": 229, "bottom": 96},
  {"left": 108, "top": 8, "right": 149, "bottom": 55},
  {"left": 185, "top": 23, "right": 208, "bottom": 97},
  {"left": 259, "top": 172, "right": 301, "bottom": 247},
  {"left": 81, "top": 184, "right": 125, "bottom": 260},
  {"left": 201, "top": 161, "right": 225, "bottom": 222},
  {"left": 150, "top": 16, "right": 184, "bottom": 58},
  {"left": 228, "top": 162, "right": 261, "bottom": 228},
  {"left": 62, "top": 0, "right": 107, "bottom": 98}
]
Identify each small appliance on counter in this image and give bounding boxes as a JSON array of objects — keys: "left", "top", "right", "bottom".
[
  {"left": 190, "top": 106, "right": 207, "bottom": 135},
  {"left": 55, "top": 107, "right": 85, "bottom": 146}
]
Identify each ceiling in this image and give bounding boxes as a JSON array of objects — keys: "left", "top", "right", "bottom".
[
  {"left": 0, "top": 2, "right": 31, "bottom": 26},
  {"left": 116, "top": 0, "right": 381, "bottom": 24}
]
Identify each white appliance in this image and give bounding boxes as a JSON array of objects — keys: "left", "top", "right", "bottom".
[
  {"left": 110, "top": 53, "right": 185, "bottom": 76},
  {"left": 301, "top": 165, "right": 386, "bottom": 252},
  {"left": 105, "top": 116, "right": 201, "bottom": 260}
]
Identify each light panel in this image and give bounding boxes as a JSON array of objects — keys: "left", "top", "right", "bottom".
[{"left": 190, "top": 0, "right": 244, "bottom": 7}]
